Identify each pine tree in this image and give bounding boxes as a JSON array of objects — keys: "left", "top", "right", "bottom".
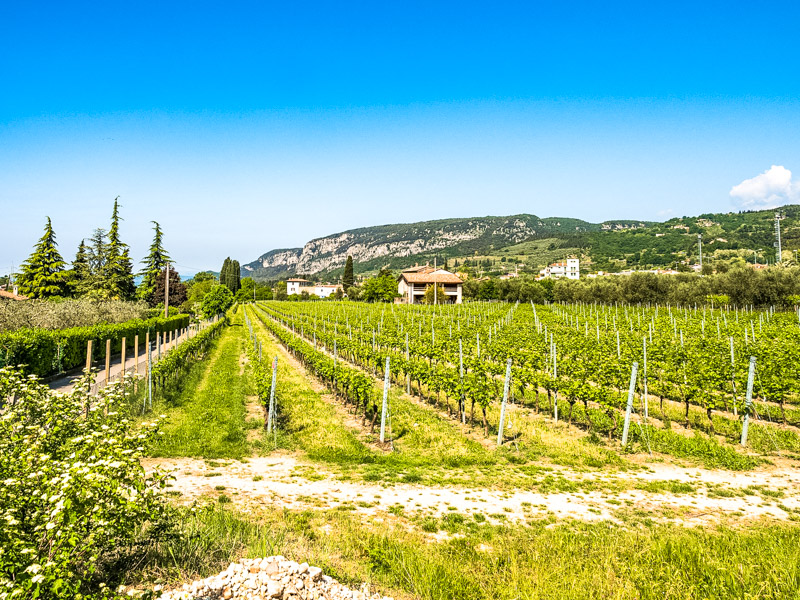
[
  {"left": 70, "top": 239, "right": 91, "bottom": 297},
  {"left": 138, "top": 222, "right": 170, "bottom": 305},
  {"left": 343, "top": 255, "right": 354, "bottom": 289},
  {"left": 16, "top": 217, "right": 69, "bottom": 298},
  {"left": 85, "top": 229, "right": 112, "bottom": 300},
  {"left": 105, "top": 197, "right": 136, "bottom": 300}
]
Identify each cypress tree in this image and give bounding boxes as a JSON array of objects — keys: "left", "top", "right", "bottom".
[
  {"left": 138, "top": 222, "right": 170, "bottom": 305},
  {"left": 70, "top": 239, "right": 91, "bottom": 297},
  {"left": 220, "top": 257, "right": 231, "bottom": 291},
  {"left": 230, "top": 260, "right": 241, "bottom": 293},
  {"left": 16, "top": 217, "right": 69, "bottom": 298},
  {"left": 343, "top": 255, "right": 354, "bottom": 289},
  {"left": 106, "top": 197, "right": 136, "bottom": 300}
]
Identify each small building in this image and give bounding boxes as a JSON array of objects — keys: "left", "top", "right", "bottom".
[
  {"left": 0, "top": 285, "right": 28, "bottom": 301},
  {"left": 538, "top": 258, "right": 580, "bottom": 280},
  {"left": 314, "top": 284, "right": 342, "bottom": 299},
  {"left": 397, "top": 266, "right": 463, "bottom": 304},
  {"left": 286, "top": 278, "right": 314, "bottom": 295},
  {"left": 286, "top": 279, "right": 342, "bottom": 298}
]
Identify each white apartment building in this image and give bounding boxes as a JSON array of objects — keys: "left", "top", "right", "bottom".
[
  {"left": 538, "top": 258, "right": 580, "bottom": 280},
  {"left": 285, "top": 278, "right": 342, "bottom": 298}
]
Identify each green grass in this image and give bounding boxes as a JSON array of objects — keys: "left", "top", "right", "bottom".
[
  {"left": 247, "top": 307, "right": 375, "bottom": 464},
  {"left": 149, "top": 310, "right": 250, "bottom": 459},
  {"left": 115, "top": 504, "right": 800, "bottom": 600}
]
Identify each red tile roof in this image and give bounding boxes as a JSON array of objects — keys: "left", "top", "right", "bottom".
[
  {"left": 0, "top": 289, "right": 28, "bottom": 300},
  {"left": 400, "top": 270, "right": 463, "bottom": 284}
]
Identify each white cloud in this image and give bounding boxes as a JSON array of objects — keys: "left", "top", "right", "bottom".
[{"left": 729, "top": 165, "right": 800, "bottom": 210}]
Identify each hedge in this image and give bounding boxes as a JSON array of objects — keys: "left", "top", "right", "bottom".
[{"left": 0, "top": 315, "right": 190, "bottom": 377}]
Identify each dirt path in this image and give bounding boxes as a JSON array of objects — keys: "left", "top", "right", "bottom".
[
  {"left": 144, "top": 454, "right": 800, "bottom": 527},
  {"left": 49, "top": 336, "right": 182, "bottom": 394}
]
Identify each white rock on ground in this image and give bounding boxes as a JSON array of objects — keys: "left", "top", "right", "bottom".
[{"left": 149, "top": 556, "right": 393, "bottom": 600}]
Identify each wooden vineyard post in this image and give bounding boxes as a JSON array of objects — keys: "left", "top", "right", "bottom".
[
  {"left": 497, "top": 358, "right": 512, "bottom": 446},
  {"left": 174, "top": 328, "right": 178, "bottom": 349},
  {"left": 267, "top": 357, "right": 278, "bottom": 432},
  {"left": 333, "top": 338, "right": 337, "bottom": 396},
  {"left": 379, "top": 357, "right": 391, "bottom": 444},
  {"left": 741, "top": 356, "right": 756, "bottom": 446},
  {"left": 120, "top": 337, "right": 126, "bottom": 383},
  {"left": 621, "top": 362, "right": 639, "bottom": 446},
  {"left": 104, "top": 339, "right": 111, "bottom": 387},
  {"left": 85, "top": 339, "right": 93, "bottom": 372}
]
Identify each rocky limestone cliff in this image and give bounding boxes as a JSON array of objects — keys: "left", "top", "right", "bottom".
[{"left": 242, "top": 213, "right": 649, "bottom": 279}]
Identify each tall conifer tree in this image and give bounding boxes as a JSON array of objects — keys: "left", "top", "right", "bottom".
[
  {"left": 70, "top": 239, "right": 91, "bottom": 297},
  {"left": 138, "top": 222, "right": 170, "bottom": 305},
  {"left": 106, "top": 197, "right": 136, "bottom": 300},
  {"left": 219, "top": 257, "right": 231, "bottom": 291},
  {"left": 16, "top": 217, "right": 69, "bottom": 298},
  {"left": 343, "top": 255, "right": 354, "bottom": 289}
]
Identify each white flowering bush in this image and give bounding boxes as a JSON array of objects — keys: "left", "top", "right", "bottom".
[{"left": 0, "top": 367, "right": 171, "bottom": 599}]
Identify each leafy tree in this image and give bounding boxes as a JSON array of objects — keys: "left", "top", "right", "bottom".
[
  {"left": 16, "top": 217, "right": 70, "bottom": 298},
  {"left": 152, "top": 266, "right": 187, "bottom": 308},
  {"left": 274, "top": 281, "right": 288, "bottom": 300},
  {"left": 361, "top": 268, "right": 398, "bottom": 302},
  {"left": 235, "top": 277, "right": 256, "bottom": 302},
  {"left": 201, "top": 284, "right": 234, "bottom": 317},
  {"left": 138, "top": 222, "right": 170, "bottom": 305},
  {"left": 476, "top": 279, "right": 499, "bottom": 300},
  {"left": 69, "top": 239, "right": 91, "bottom": 297},
  {"left": 345, "top": 285, "right": 361, "bottom": 300},
  {"left": 343, "top": 255, "right": 355, "bottom": 289},
  {"left": 423, "top": 283, "right": 446, "bottom": 304},
  {"left": 105, "top": 197, "right": 136, "bottom": 300}
]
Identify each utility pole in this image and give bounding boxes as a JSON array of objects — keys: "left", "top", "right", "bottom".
[
  {"left": 698, "top": 234, "right": 703, "bottom": 273},
  {"left": 774, "top": 212, "right": 783, "bottom": 263},
  {"left": 164, "top": 262, "right": 170, "bottom": 318},
  {"left": 434, "top": 257, "right": 438, "bottom": 305}
]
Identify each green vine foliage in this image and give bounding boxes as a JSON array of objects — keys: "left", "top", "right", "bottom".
[
  {"left": 0, "top": 367, "right": 172, "bottom": 599},
  {"left": 150, "top": 317, "right": 227, "bottom": 388}
]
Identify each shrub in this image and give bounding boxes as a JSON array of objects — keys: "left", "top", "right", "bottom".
[
  {"left": 0, "top": 366, "right": 172, "bottom": 599},
  {"left": 0, "top": 314, "right": 189, "bottom": 377}
]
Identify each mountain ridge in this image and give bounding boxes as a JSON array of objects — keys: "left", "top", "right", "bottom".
[
  {"left": 242, "top": 213, "right": 653, "bottom": 280},
  {"left": 243, "top": 206, "right": 800, "bottom": 280}
]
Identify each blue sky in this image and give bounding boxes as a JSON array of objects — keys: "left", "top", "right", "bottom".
[{"left": 2, "top": 1, "right": 800, "bottom": 274}]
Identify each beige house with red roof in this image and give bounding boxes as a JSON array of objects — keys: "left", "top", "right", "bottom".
[{"left": 397, "top": 266, "right": 463, "bottom": 304}]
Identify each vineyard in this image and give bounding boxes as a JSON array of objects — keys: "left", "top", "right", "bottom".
[
  {"left": 248, "top": 300, "right": 800, "bottom": 464},
  {"left": 3, "top": 300, "right": 800, "bottom": 600}
]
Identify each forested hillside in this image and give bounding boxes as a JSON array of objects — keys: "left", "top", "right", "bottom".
[{"left": 244, "top": 206, "right": 799, "bottom": 280}]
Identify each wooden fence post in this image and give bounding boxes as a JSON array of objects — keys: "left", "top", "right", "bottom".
[
  {"left": 121, "top": 337, "right": 126, "bottom": 383},
  {"left": 85, "top": 339, "right": 93, "bottom": 372},
  {"left": 104, "top": 339, "right": 111, "bottom": 387},
  {"left": 134, "top": 334, "right": 139, "bottom": 392}
]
